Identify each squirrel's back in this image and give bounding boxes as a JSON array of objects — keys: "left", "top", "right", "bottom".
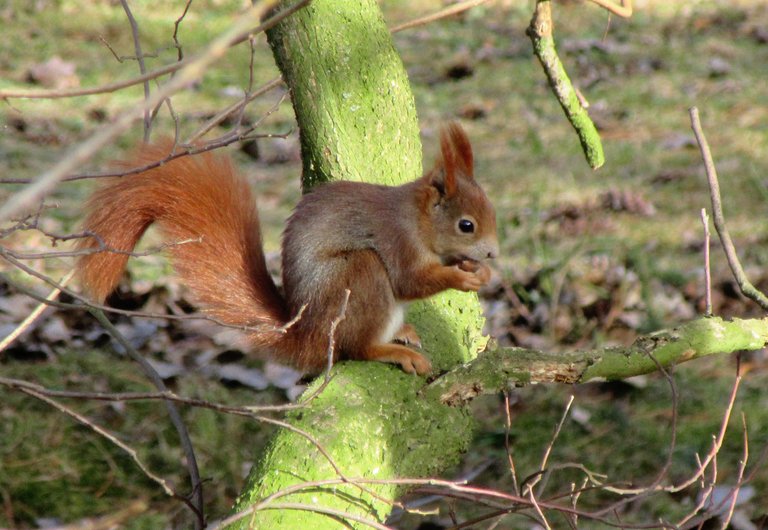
[{"left": 77, "top": 144, "right": 288, "bottom": 337}]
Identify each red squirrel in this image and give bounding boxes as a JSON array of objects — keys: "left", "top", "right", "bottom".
[{"left": 76, "top": 123, "right": 498, "bottom": 375}]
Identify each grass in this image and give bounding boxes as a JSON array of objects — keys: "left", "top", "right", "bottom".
[{"left": 2, "top": 0, "right": 768, "bottom": 527}]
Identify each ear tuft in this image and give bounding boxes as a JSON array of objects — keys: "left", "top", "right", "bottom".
[
  {"left": 437, "top": 128, "right": 457, "bottom": 197},
  {"left": 442, "top": 122, "right": 473, "bottom": 179}
]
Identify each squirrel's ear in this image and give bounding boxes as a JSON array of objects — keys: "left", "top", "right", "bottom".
[
  {"left": 429, "top": 167, "right": 450, "bottom": 198},
  {"left": 434, "top": 127, "right": 458, "bottom": 197},
  {"left": 444, "top": 122, "right": 473, "bottom": 180}
]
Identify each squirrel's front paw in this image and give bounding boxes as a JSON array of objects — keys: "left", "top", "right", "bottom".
[{"left": 454, "top": 260, "right": 491, "bottom": 291}]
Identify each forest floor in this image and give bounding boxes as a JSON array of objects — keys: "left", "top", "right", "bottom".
[{"left": 2, "top": 0, "right": 768, "bottom": 528}]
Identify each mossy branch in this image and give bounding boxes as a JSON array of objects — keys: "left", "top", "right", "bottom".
[
  {"left": 427, "top": 316, "right": 768, "bottom": 405},
  {"left": 526, "top": 0, "right": 605, "bottom": 170}
]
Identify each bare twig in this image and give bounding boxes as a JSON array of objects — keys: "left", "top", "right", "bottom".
[
  {"left": 570, "top": 478, "right": 589, "bottom": 528},
  {"left": 700, "top": 208, "right": 712, "bottom": 315},
  {"left": 0, "top": 376, "right": 301, "bottom": 413},
  {"left": 0, "top": 56, "right": 183, "bottom": 100},
  {"left": 601, "top": 362, "right": 741, "bottom": 499},
  {"left": 0, "top": 98, "right": 288, "bottom": 185},
  {"left": 389, "top": 0, "right": 491, "bottom": 33},
  {"left": 502, "top": 391, "right": 520, "bottom": 495},
  {"left": 186, "top": 76, "right": 283, "bottom": 143},
  {"left": 671, "top": 366, "right": 741, "bottom": 493},
  {"left": 690, "top": 106, "right": 768, "bottom": 311},
  {"left": 717, "top": 412, "right": 749, "bottom": 530},
  {"left": 10, "top": 385, "right": 183, "bottom": 503},
  {"left": 0, "top": 243, "right": 302, "bottom": 336},
  {"left": 0, "top": 270, "right": 73, "bottom": 352},
  {"left": 213, "top": 501, "right": 394, "bottom": 530},
  {"left": 2, "top": 233, "right": 201, "bottom": 260},
  {"left": 119, "top": 0, "right": 152, "bottom": 141},
  {"left": 525, "top": 395, "right": 574, "bottom": 496},
  {"left": 325, "top": 289, "right": 351, "bottom": 376},
  {"left": 0, "top": 375, "right": 372, "bottom": 503},
  {"left": 594, "top": 354, "right": 679, "bottom": 519},
  {"left": 225, "top": 475, "right": 641, "bottom": 529},
  {"left": 172, "top": 0, "right": 193, "bottom": 62},
  {"left": 587, "top": 0, "right": 633, "bottom": 18},
  {"left": 515, "top": 395, "right": 574, "bottom": 530},
  {"left": 88, "top": 308, "right": 204, "bottom": 527}
]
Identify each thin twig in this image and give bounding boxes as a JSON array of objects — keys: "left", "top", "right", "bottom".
[
  {"left": 326, "top": 289, "right": 351, "bottom": 377},
  {"left": 0, "top": 247, "right": 302, "bottom": 335},
  {"left": 0, "top": 376, "right": 303, "bottom": 413},
  {"left": 0, "top": 270, "right": 73, "bottom": 352},
  {"left": 594, "top": 353, "right": 680, "bottom": 520},
  {"left": 172, "top": 0, "right": 193, "bottom": 62},
  {"left": 587, "top": 0, "right": 633, "bottom": 18},
  {"left": 0, "top": 376, "right": 369, "bottom": 500},
  {"left": 690, "top": 106, "right": 768, "bottom": 310},
  {"left": 503, "top": 391, "right": 520, "bottom": 495},
  {"left": 700, "top": 208, "right": 712, "bottom": 315},
  {"left": 119, "top": 0, "right": 152, "bottom": 141},
  {"left": 0, "top": 56, "right": 183, "bottom": 100},
  {"left": 87, "top": 308, "right": 204, "bottom": 526},
  {"left": 10, "top": 385, "right": 183, "bottom": 503},
  {"left": 3, "top": 234, "right": 201, "bottom": 260},
  {"left": 608, "top": 361, "right": 742, "bottom": 500},
  {"left": 0, "top": 100, "right": 288, "bottom": 185},
  {"left": 522, "top": 395, "right": 574, "bottom": 496},
  {"left": 213, "top": 501, "right": 393, "bottom": 530},
  {"left": 717, "top": 412, "right": 749, "bottom": 530},
  {"left": 186, "top": 76, "right": 283, "bottom": 143},
  {"left": 389, "top": 0, "right": 491, "bottom": 33},
  {"left": 2, "top": 376, "right": 397, "bottom": 518}
]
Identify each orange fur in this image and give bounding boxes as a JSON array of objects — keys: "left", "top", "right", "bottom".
[{"left": 77, "top": 145, "right": 287, "bottom": 348}]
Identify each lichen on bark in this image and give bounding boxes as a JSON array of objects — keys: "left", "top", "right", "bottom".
[{"left": 526, "top": 0, "right": 605, "bottom": 169}]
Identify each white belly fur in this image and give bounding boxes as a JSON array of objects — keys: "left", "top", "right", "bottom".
[{"left": 378, "top": 302, "right": 407, "bottom": 344}]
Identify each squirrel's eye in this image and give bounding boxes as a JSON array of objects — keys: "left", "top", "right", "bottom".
[{"left": 458, "top": 218, "right": 475, "bottom": 233}]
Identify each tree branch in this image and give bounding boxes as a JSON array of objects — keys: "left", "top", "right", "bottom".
[
  {"left": 526, "top": 0, "right": 605, "bottom": 170},
  {"left": 426, "top": 317, "right": 768, "bottom": 406},
  {"left": 689, "top": 106, "right": 768, "bottom": 311}
]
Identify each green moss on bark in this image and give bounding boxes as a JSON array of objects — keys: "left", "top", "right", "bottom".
[
  {"left": 230, "top": 364, "right": 473, "bottom": 528},
  {"left": 527, "top": 0, "right": 605, "bottom": 170},
  {"left": 267, "top": 0, "right": 422, "bottom": 188}
]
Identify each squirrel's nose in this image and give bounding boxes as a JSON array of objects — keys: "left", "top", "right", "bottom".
[{"left": 486, "top": 242, "right": 499, "bottom": 260}]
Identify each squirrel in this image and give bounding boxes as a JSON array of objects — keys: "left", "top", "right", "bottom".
[{"left": 76, "top": 123, "right": 498, "bottom": 376}]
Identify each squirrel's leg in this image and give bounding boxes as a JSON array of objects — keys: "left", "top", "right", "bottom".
[
  {"left": 361, "top": 343, "right": 431, "bottom": 375},
  {"left": 319, "top": 249, "right": 431, "bottom": 375},
  {"left": 393, "top": 323, "right": 421, "bottom": 348}
]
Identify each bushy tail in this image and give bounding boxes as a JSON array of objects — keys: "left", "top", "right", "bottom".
[{"left": 76, "top": 144, "right": 289, "bottom": 339}]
